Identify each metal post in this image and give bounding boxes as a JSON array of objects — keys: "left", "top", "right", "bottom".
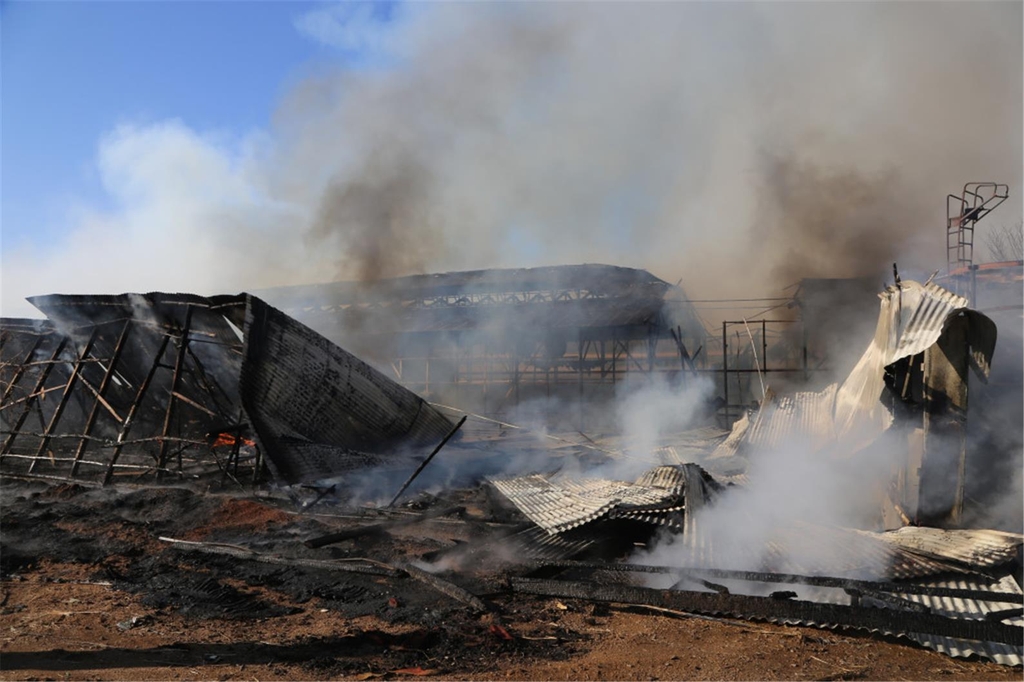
[
  {"left": 802, "top": 321, "right": 809, "bottom": 382},
  {"left": 970, "top": 265, "right": 978, "bottom": 308},
  {"left": 647, "top": 328, "right": 655, "bottom": 374},
  {"left": 577, "top": 329, "right": 584, "bottom": 431},
  {"left": 611, "top": 333, "right": 617, "bottom": 383},
  {"left": 761, "top": 319, "right": 768, "bottom": 374},
  {"left": 722, "top": 321, "right": 728, "bottom": 420}
]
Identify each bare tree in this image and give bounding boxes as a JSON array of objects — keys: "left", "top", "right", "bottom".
[{"left": 984, "top": 221, "right": 1024, "bottom": 262}]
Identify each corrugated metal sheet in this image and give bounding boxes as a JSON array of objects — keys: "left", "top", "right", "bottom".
[
  {"left": 505, "top": 525, "right": 600, "bottom": 561},
  {"left": 740, "top": 575, "right": 1022, "bottom": 665},
  {"left": 490, "top": 464, "right": 708, "bottom": 535},
  {"left": 888, "top": 281, "right": 969, "bottom": 362},
  {"left": 2, "top": 292, "right": 453, "bottom": 487},
  {"left": 239, "top": 296, "right": 455, "bottom": 484},
  {"left": 867, "top": 574, "right": 1023, "bottom": 666},
  {"left": 875, "top": 527, "right": 1023, "bottom": 569},
  {"left": 833, "top": 280, "right": 995, "bottom": 447},
  {"left": 256, "top": 264, "right": 707, "bottom": 341},
  {"left": 742, "top": 385, "right": 838, "bottom": 452},
  {"left": 677, "top": 521, "right": 991, "bottom": 581}
]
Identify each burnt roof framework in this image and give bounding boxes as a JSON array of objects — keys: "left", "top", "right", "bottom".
[
  {"left": 0, "top": 293, "right": 454, "bottom": 487},
  {"left": 257, "top": 265, "right": 712, "bottom": 424}
]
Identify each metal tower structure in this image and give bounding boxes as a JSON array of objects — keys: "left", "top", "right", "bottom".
[{"left": 946, "top": 182, "right": 1009, "bottom": 276}]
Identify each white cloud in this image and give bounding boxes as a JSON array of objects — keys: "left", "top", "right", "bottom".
[
  {"left": 0, "top": 120, "right": 335, "bottom": 318},
  {"left": 292, "top": 1, "right": 400, "bottom": 54}
]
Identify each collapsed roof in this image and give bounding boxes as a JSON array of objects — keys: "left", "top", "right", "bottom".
[{"left": 0, "top": 293, "right": 453, "bottom": 486}]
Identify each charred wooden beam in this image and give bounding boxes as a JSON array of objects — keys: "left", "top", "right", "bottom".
[
  {"left": 156, "top": 305, "right": 194, "bottom": 476},
  {"left": 70, "top": 320, "right": 132, "bottom": 477},
  {"left": 526, "top": 560, "right": 1024, "bottom": 604},
  {"left": 304, "top": 505, "right": 465, "bottom": 549},
  {"left": 28, "top": 329, "right": 100, "bottom": 474},
  {"left": 511, "top": 577, "right": 1023, "bottom": 646},
  {"left": 160, "top": 536, "right": 401, "bottom": 577},
  {"left": 1, "top": 337, "right": 69, "bottom": 456},
  {"left": 102, "top": 333, "right": 173, "bottom": 485},
  {"left": 400, "top": 561, "right": 488, "bottom": 613},
  {"left": 1, "top": 335, "right": 46, "bottom": 405}
]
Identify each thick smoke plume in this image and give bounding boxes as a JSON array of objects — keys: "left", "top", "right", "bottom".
[{"left": 3, "top": 2, "right": 1021, "bottom": 317}]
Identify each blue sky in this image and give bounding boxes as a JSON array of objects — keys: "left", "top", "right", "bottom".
[{"left": 2, "top": 1, "right": 381, "bottom": 248}]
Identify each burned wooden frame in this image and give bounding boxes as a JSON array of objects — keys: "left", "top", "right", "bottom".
[{"left": 1, "top": 293, "right": 454, "bottom": 487}]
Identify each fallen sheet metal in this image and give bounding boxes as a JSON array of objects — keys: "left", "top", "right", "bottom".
[
  {"left": 490, "top": 463, "right": 718, "bottom": 535},
  {"left": 239, "top": 295, "right": 454, "bottom": 484},
  {"left": 874, "top": 527, "right": 1024, "bottom": 569},
  {"left": 871, "top": 573, "right": 1024, "bottom": 666}
]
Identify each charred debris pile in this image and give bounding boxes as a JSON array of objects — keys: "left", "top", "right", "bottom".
[{"left": 1, "top": 271, "right": 1022, "bottom": 667}]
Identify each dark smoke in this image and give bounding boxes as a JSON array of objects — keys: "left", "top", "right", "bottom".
[
  {"left": 311, "top": 150, "right": 444, "bottom": 282},
  {"left": 757, "top": 156, "right": 929, "bottom": 286}
]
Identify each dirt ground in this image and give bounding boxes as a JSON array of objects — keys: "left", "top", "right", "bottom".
[{"left": 1, "top": 479, "right": 1020, "bottom": 681}]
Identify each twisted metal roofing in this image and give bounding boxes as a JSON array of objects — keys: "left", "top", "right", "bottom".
[
  {"left": 490, "top": 465, "right": 699, "bottom": 535},
  {"left": 875, "top": 527, "right": 1024, "bottom": 569}
]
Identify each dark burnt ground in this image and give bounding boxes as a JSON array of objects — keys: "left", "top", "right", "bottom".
[
  {"left": 2, "top": 478, "right": 1021, "bottom": 681},
  {"left": 0, "top": 479, "right": 584, "bottom": 677}
]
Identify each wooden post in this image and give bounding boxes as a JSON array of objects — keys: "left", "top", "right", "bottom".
[
  {"left": 1, "top": 335, "right": 46, "bottom": 406},
  {"left": 157, "top": 305, "right": 194, "bottom": 476},
  {"left": 70, "top": 320, "right": 132, "bottom": 477},
  {"left": 102, "top": 333, "right": 172, "bottom": 485},
  {"left": 577, "top": 329, "right": 584, "bottom": 431},
  {"left": 28, "top": 329, "right": 100, "bottom": 473},
  {"left": 1, "top": 337, "right": 69, "bottom": 457}
]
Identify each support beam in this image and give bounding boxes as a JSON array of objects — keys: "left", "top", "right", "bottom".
[
  {"left": 28, "top": 328, "right": 100, "bottom": 474},
  {"left": 1, "top": 337, "right": 69, "bottom": 457},
  {"left": 70, "top": 320, "right": 132, "bottom": 477},
  {"left": 1, "top": 335, "right": 46, "bottom": 406},
  {"left": 156, "top": 306, "right": 194, "bottom": 476},
  {"left": 102, "top": 333, "right": 172, "bottom": 485}
]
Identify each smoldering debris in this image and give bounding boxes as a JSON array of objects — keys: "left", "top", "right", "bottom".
[{"left": 2, "top": 274, "right": 1022, "bottom": 670}]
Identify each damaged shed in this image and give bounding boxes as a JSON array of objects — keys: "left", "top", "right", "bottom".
[{"left": 0, "top": 293, "right": 453, "bottom": 487}]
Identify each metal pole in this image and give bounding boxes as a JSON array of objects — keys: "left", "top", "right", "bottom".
[
  {"left": 761, "top": 319, "right": 767, "bottom": 374},
  {"left": 722, "top": 321, "right": 728, "bottom": 421},
  {"left": 578, "top": 329, "right": 584, "bottom": 432},
  {"left": 387, "top": 415, "right": 467, "bottom": 507}
]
